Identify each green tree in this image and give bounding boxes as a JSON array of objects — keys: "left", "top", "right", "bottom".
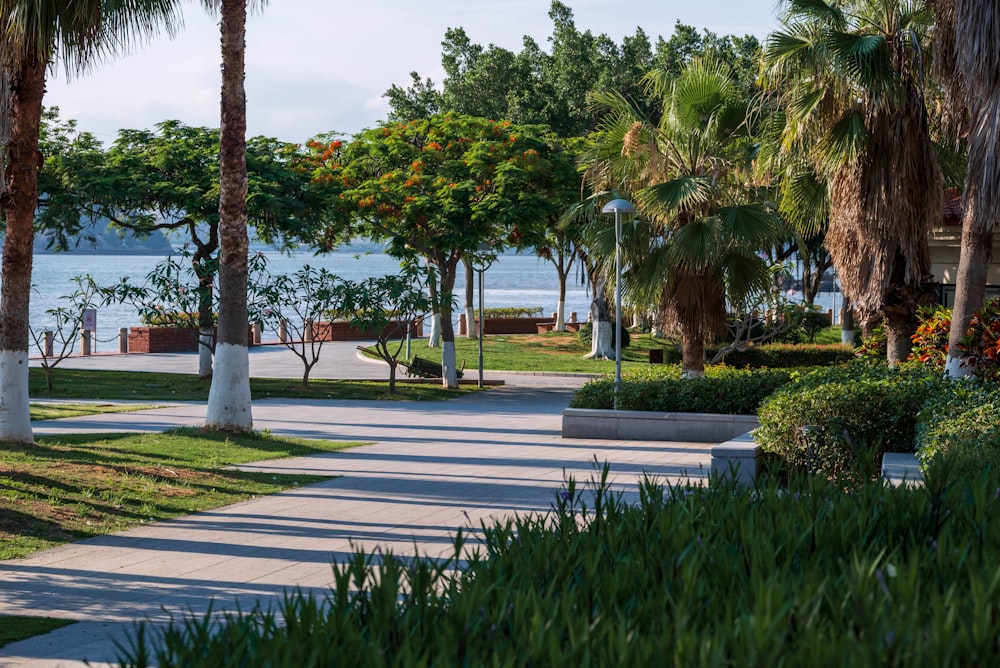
[
  {"left": 0, "top": 0, "right": 179, "bottom": 444},
  {"left": 330, "top": 113, "right": 561, "bottom": 388},
  {"left": 585, "top": 59, "right": 786, "bottom": 377},
  {"left": 96, "top": 122, "right": 328, "bottom": 377},
  {"left": 762, "top": 0, "right": 942, "bottom": 364}
]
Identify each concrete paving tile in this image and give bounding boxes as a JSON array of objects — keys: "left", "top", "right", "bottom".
[{"left": 4, "top": 346, "right": 718, "bottom": 666}]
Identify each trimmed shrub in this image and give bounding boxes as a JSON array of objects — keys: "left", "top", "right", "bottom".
[
  {"left": 722, "top": 343, "right": 854, "bottom": 368},
  {"left": 121, "top": 470, "right": 1000, "bottom": 666},
  {"left": 479, "top": 306, "right": 543, "bottom": 318},
  {"left": 570, "top": 366, "right": 792, "bottom": 414},
  {"left": 915, "top": 381, "right": 1000, "bottom": 479},
  {"left": 664, "top": 343, "right": 854, "bottom": 368},
  {"left": 755, "top": 362, "right": 947, "bottom": 482}
]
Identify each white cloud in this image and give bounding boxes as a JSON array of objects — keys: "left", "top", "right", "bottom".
[{"left": 43, "top": 0, "right": 779, "bottom": 143}]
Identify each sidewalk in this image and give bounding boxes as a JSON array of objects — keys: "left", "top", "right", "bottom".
[{"left": 3, "top": 348, "right": 709, "bottom": 666}]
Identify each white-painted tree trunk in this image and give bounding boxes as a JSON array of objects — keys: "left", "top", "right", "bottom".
[
  {"left": 555, "top": 300, "right": 566, "bottom": 332},
  {"left": 206, "top": 342, "right": 253, "bottom": 430},
  {"left": 441, "top": 340, "right": 458, "bottom": 389},
  {"left": 465, "top": 305, "right": 476, "bottom": 338},
  {"left": 841, "top": 329, "right": 855, "bottom": 346},
  {"left": 428, "top": 313, "right": 441, "bottom": 348},
  {"left": 583, "top": 321, "right": 614, "bottom": 360},
  {"left": 0, "top": 350, "right": 33, "bottom": 444},
  {"left": 681, "top": 369, "right": 706, "bottom": 379},
  {"left": 945, "top": 354, "right": 973, "bottom": 379},
  {"left": 198, "top": 328, "right": 214, "bottom": 378}
]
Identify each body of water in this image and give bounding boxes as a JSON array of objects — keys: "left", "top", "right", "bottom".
[
  {"left": 26, "top": 250, "right": 845, "bottom": 349},
  {"left": 27, "top": 250, "right": 596, "bottom": 345}
]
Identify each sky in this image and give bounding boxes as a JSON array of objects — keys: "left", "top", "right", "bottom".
[{"left": 44, "top": 0, "right": 782, "bottom": 145}]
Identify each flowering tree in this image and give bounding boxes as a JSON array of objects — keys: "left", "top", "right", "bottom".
[{"left": 327, "top": 113, "right": 563, "bottom": 388}]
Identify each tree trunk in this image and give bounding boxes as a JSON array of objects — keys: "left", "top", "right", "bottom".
[
  {"left": 198, "top": 328, "right": 214, "bottom": 378},
  {"left": 556, "top": 262, "right": 568, "bottom": 332},
  {"left": 0, "top": 59, "right": 45, "bottom": 444},
  {"left": 946, "top": 222, "right": 992, "bottom": 377},
  {"left": 193, "top": 246, "right": 216, "bottom": 378},
  {"left": 679, "top": 317, "right": 706, "bottom": 379},
  {"left": 463, "top": 257, "right": 475, "bottom": 339},
  {"left": 884, "top": 308, "right": 915, "bottom": 366},
  {"left": 583, "top": 282, "right": 614, "bottom": 359},
  {"left": 426, "top": 263, "right": 440, "bottom": 347},
  {"left": 946, "top": 99, "right": 998, "bottom": 378},
  {"left": 840, "top": 297, "right": 855, "bottom": 346},
  {"left": 206, "top": 0, "right": 252, "bottom": 431},
  {"left": 437, "top": 257, "right": 459, "bottom": 389}
]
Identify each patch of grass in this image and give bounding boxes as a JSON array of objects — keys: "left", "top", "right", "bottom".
[
  {"left": 30, "top": 403, "right": 158, "bottom": 421},
  {"left": 0, "top": 429, "right": 359, "bottom": 560},
  {"left": 0, "top": 616, "right": 75, "bottom": 649},
  {"left": 813, "top": 325, "right": 856, "bottom": 345},
  {"left": 29, "top": 368, "right": 475, "bottom": 402},
  {"left": 393, "top": 332, "right": 667, "bottom": 374}
]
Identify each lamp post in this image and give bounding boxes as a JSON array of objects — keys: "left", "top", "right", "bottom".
[
  {"left": 601, "top": 198, "right": 635, "bottom": 409},
  {"left": 470, "top": 244, "right": 495, "bottom": 389}
]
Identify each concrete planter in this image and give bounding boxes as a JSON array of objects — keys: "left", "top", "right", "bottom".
[{"left": 562, "top": 408, "right": 759, "bottom": 443}]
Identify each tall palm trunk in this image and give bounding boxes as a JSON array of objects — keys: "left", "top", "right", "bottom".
[
  {"left": 0, "top": 59, "right": 44, "bottom": 444},
  {"left": 933, "top": 0, "right": 1000, "bottom": 375},
  {"left": 206, "top": 0, "right": 252, "bottom": 430}
]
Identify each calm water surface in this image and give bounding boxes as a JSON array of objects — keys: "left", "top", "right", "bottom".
[{"left": 28, "top": 250, "right": 595, "bottom": 343}]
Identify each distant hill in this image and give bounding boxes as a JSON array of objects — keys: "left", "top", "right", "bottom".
[{"left": 32, "top": 222, "right": 174, "bottom": 255}]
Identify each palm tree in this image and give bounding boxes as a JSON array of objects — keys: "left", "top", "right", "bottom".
[
  {"left": 762, "top": 0, "right": 942, "bottom": 364},
  {"left": 585, "top": 59, "right": 786, "bottom": 377},
  {"left": 932, "top": 0, "right": 1000, "bottom": 377},
  {"left": 204, "top": 0, "right": 262, "bottom": 431},
  {"left": 0, "top": 0, "right": 179, "bottom": 443}
]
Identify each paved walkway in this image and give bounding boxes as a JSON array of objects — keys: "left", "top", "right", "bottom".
[{"left": 2, "top": 346, "right": 710, "bottom": 667}]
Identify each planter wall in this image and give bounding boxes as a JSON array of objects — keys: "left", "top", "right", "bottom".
[
  {"left": 562, "top": 408, "right": 760, "bottom": 443},
  {"left": 127, "top": 326, "right": 256, "bottom": 353},
  {"left": 128, "top": 327, "right": 199, "bottom": 353},
  {"left": 312, "top": 320, "right": 424, "bottom": 341},
  {"left": 474, "top": 317, "right": 547, "bottom": 335}
]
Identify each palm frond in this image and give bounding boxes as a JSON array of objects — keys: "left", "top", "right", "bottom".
[
  {"left": 638, "top": 177, "right": 713, "bottom": 217},
  {"left": 721, "top": 249, "right": 773, "bottom": 310},
  {"left": 667, "top": 215, "right": 724, "bottom": 272}
]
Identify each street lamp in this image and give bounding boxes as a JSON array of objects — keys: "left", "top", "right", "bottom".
[
  {"left": 470, "top": 244, "right": 496, "bottom": 389},
  {"left": 601, "top": 198, "right": 635, "bottom": 409}
]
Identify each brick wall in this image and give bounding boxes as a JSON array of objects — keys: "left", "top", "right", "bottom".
[{"left": 312, "top": 320, "right": 424, "bottom": 341}]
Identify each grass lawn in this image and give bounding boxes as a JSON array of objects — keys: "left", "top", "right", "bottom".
[
  {"left": 0, "top": 429, "right": 360, "bottom": 560},
  {"left": 397, "top": 331, "right": 666, "bottom": 374},
  {"left": 29, "top": 368, "right": 475, "bottom": 402},
  {"left": 30, "top": 403, "right": 158, "bottom": 421},
  {"left": 0, "top": 616, "right": 76, "bottom": 649}
]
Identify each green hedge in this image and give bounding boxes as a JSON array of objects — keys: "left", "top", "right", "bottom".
[
  {"left": 570, "top": 366, "right": 792, "bottom": 414},
  {"left": 663, "top": 343, "right": 854, "bottom": 368},
  {"left": 915, "top": 382, "right": 1000, "bottom": 479},
  {"left": 755, "top": 363, "right": 947, "bottom": 482},
  {"left": 122, "top": 470, "right": 1000, "bottom": 666}
]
